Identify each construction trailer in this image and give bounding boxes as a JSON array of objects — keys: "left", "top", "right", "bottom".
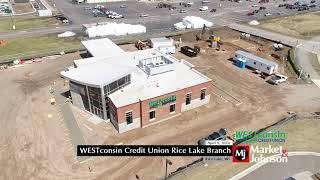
[
  {"left": 233, "top": 50, "right": 278, "bottom": 75},
  {"left": 148, "top": 37, "right": 175, "bottom": 54}
]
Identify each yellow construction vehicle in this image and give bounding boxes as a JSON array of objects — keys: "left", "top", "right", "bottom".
[
  {"left": 135, "top": 40, "right": 147, "bottom": 50},
  {"left": 209, "top": 35, "right": 221, "bottom": 42},
  {"left": 209, "top": 35, "right": 222, "bottom": 49}
]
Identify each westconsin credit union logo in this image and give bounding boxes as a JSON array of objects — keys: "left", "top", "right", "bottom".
[{"left": 234, "top": 131, "right": 287, "bottom": 143}]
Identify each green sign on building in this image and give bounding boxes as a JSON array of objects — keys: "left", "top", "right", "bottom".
[{"left": 149, "top": 96, "right": 176, "bottom": 108}]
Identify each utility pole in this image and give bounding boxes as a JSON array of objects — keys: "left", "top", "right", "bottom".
[
  {"left": 10, "top": 12, "right": 15, "bottom": 30},
  {"left": 165, "top": 159, "right": 173, "bottom": 179}
]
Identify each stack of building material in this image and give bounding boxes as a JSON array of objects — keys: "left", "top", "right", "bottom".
[{"left": 85, "top": 23, "right": 146, "bottom": 38}]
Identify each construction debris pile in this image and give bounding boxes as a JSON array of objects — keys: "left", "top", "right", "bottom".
[
  {"left": 174, "top": 16, "right": 213, "bottom": 30},
  {"left": 85, "top": 22, "right": 146, "bottom": 38}
]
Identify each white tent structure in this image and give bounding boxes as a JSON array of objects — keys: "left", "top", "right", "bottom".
[
  {"left": 174, "top": 16, "right": 213, "bottom": 30},
  {"left": 85, "top": 23, "right": 146, "bottom": 38}
]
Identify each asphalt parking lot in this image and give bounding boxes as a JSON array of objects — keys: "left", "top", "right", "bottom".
[
  {"left": 53, "top": 0, "right": 320, "bottom": 34},
  {"left": 33, "top": 0, "right": 47, "bottom": 10}
]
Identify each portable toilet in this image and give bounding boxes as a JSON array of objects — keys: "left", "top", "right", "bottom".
[
  {"left": 239, "top": 59, "right": 246, "bottom": 68},
  {"left": 236, "top": 59, "right": 246, "bottom": 68}
]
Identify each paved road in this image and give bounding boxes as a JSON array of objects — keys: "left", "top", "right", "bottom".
[
  {"left": 228, "top": 23, "right": 320, "bottom": 53},
  {"left": 239, "top": 155, "right": 320, "bottom": 180},
  {"left": 0, "top": 24, "right": 83, "bottom": 39},
  {"left": 34, "top": 0, "right": 47, "bottom": 10}
]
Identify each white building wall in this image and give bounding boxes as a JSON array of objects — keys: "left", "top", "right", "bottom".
[
  {"left": 158, "top": 46, "right": 176, "bottom": 54},
  {"left": 181, "top": 95, "right": 210, "bottom": 112},
  {"left": 118, "top": 117, "right": 141, "bottom": 133}
]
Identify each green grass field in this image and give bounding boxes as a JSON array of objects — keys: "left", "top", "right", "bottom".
[
  {"left": 257, "top": 12, "right": 320, "bottom": 39},
  {"left": 172, "top": 118, "right": 320, "bottom": 180},
  {"left": 0, "top": 36, "right": 83, "bottom": 63},
  {"left": 0, "top": 17, "right": 60, "bottom": 33}
]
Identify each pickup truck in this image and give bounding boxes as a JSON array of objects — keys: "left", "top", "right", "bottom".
[
  {"left": 198, "top": 128, "right": 231, "bottom": 145},
  {"left": 199, "top": 6, "right": 208, "bottom": 11},
  {"left": 267, "top": 74, "right": 288, "bottom": 85}
]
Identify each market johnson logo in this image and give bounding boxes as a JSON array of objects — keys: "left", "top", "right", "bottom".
[
  {"left": 232, "top": 145, "right": 288, "bottom": 163},
  {"left": 250, "top": 145, "right": 288, "bottom": 163},
  {"left": 232, "top": 146, "right": 250, "bottom": 162}
]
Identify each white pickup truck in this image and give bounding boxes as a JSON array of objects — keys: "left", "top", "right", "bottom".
[
  {"left": 200, "top": 6, "right": 208, "bottom": 11},
  {"left": 268, "top": 74, "right": 288, "bottom": 85}
]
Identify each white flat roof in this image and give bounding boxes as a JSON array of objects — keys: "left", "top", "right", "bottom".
[
  {"left": 61, "top": 54, "right": 135, "bottom": 87},
  {"left": 149, "top": 37, "right": 174, "bottom": 47},
  {"left": 81, "top": 38, "right": 125, "bottom": 57},
  {"left": 108, "top": 49, "right": 211, "bottom": 107},
  {"left": 61, "top": 38, "right": 211, "bottom": 107}
]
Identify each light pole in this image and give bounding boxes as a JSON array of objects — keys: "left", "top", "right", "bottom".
[
  {"left": 10, "top": 12, "right": 15, "bottom": 30},
  {"left": 165, "top": 159, "right": 173, "bottom": 179}
]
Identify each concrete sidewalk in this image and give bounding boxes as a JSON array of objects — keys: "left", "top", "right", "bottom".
[
  {"left": 54, "top": 90, "right": 89, "bottom": 162},
  {"left": 295, "top": 48, "right": 320, "bottom": 88}
]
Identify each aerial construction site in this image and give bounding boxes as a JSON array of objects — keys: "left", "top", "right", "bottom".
[{"left": 0, "top": 0, "right": 320, "bottom": 179}]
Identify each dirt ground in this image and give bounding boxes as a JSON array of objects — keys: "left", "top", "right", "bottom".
[
  {"left": 12, "top": 3, "right": 34, "bottom": 14},
  {"left": 0, "top": 28, "right": 320, "bottom": 180},
  {"left": 256, "top": 12, "right": 320, "bottom": 39}
]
